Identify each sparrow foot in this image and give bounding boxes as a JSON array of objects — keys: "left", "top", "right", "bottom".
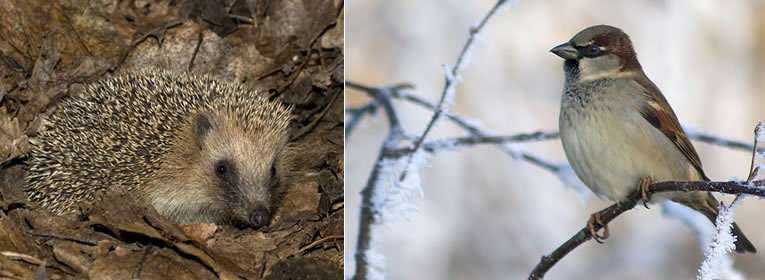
[
  {"left": 587, "top": 212, "right": 609, "bottom": 244},
  {"left": 638, "top": 177, "right": 652, "bottom": 209}
]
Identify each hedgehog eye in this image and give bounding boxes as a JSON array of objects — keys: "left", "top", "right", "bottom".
[
  {"left": 586, "top": 45, "right": 601, "bottom": 56},
  {"left": 270, "top": 164, "right": 276, "bottom": 178},
  {"left": 215, "top": 161, "right": 228, "bottom": 176}
]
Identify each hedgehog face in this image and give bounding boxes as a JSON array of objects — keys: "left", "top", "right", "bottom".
[
  {"left": 148, "top": 111, "right": 292, "bottom": 229},
  {"left": 195, "top": 112, "right": 291, "bottom": 229}
]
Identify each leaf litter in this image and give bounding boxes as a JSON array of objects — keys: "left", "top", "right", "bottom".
[{"left": 0, "top": 0, "right": 344, "bottom": 278}]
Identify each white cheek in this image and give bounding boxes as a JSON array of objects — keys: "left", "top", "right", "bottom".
[{"left": 577, "top": 56, "right": 623, "bottom": 82}]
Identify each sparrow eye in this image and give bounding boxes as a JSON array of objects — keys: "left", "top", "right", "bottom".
[{"left": 586, "top": 45, "right": 601, "bottom": 56}]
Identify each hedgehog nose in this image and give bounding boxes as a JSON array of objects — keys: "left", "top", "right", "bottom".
[{"left": 250, "top": 206, "right": 271, "bottom": 229}]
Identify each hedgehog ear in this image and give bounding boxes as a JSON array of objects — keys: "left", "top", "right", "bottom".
[{"left": 193, "top": 112, "right": 215, "bottom": 149}]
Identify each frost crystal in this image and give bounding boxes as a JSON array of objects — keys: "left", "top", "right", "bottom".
[
  {"left": 365, "top": 153, "right": 429, "bottom": 280},
  {"left": 365, "top": 246, "right": 386, "bottom": 280},
  {"left": 697, "top": 198, "right": 745, "bottom": 280},
  {"left": 370, "top": 152, "right": 428, "bottom": 223}
]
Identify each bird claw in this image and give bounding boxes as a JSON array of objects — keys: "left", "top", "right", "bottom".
[
  {"left": 587, "top": 212, "right": 609, "bottom": 244},
  {"left": 638, "top": 177, "right": 652, "bottom": 209}
]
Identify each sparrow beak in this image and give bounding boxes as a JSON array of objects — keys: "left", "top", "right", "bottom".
[{"left": 550, "top": 42, "right": 579, "bottom": 60}]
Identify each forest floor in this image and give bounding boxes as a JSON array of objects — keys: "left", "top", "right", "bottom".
[{"left": 0, "top": 0, "right": 344, "bottom": 278}]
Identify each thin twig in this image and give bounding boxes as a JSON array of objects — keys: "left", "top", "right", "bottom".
[
  {"left": 114, "top": 21, "right": 184, "bottom": 71},
  {"left": 188, "top": 31, "right": 204, "bottom": 72},
  {"left": 298, "top": 235, "right": 344, "bottom": 254},
  {"left": 345, "top": 82, "right": 414, "bottom": 139},
  {"left": 688, "top": 130, "right": 763, "bottom": 154},
  {"left": 400, "top": 0, "right": 511, "bottom": 180},
  {"left": 384, "top": 131, "right": 559, "bottom": 158},
  {"left": 132, "top": 244, "right": 153, "bottom": 280},
  {"left": 291, "top": 90, "right": 341, "bottom": 141},
  {"left": 745, "top": 121, "right": 763, "bottom": 183},
  {"left": 24, "top": 229, "right": 102, "bottom": 246},
  {"left": 345, "top": 100, "right": 378, "bottom": 138}
]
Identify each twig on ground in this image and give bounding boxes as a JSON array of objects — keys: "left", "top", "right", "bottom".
[{"left": 291, "top": 90, "right": 341, "bottom": 141}]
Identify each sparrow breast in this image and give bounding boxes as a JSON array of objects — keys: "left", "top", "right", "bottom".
[{"left": 559, "top": 77, "right": 700, "bottom": 201}]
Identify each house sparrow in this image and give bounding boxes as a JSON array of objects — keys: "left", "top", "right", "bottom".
[{"left": 551, "top": 24, "right": 755, "bottom": 253}]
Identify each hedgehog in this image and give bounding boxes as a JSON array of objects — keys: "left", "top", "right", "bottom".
[{"left": 25, "top": 69, "right": 294, "bottom": 229}]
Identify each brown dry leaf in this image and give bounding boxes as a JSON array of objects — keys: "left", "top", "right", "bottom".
[
  {"left": 320, "top": 7, "right": 344, "bottom": 53},
  {"left": 0, "top": 0, "right": 126, "bottom": 71},
  {"left": 86, "top": 189, "right": 259, "bottom": 278},
  {"left": 178, "top": 223, "right": 220, "bottom": 243},
  {"left": 279, "top": 180, "right": 322, "bottom": 219},
  {"left": 0, "top": 253, "right": 36, "bottom": 279},
  {"left": 253, "top": 0, "right": 339, "bottom": 51},
  {"left": 0, "top": 212, "right": 29, "bottom": 272},
  {"left": 52, "top": 241, "right": 91, "bottom": 274},
  {"left": 180, "top": 0, "right": 241, "bottom": 37},
  {"left": 0, "top": 107, "right": 26, "bottom": 164}
]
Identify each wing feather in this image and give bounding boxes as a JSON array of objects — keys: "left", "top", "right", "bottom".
[{"left": 634, "top": 76, "right": 709, "bottom": 181}]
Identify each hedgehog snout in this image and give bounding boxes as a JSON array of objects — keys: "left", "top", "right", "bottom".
[{"left": 249, "top": 205, "right": 271, "bottom": 229}]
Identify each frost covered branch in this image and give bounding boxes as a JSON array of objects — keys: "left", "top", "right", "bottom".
[
  {"left": 697, "top": 196, "right": 745, "bottom": 280},
  {"left": 697, "top": 121, "right": 764, "bottom": 280},
  {"left": 346, "top": 81, "right": 407, "bottom": 280},
  {"left": 528, "top": 179, "right": 765, "bottom": 280},
  {"left": 399, "top": 0, "right": 512, "bottom": 180}
]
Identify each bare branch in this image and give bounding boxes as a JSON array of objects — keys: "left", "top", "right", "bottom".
[
  {"left": 687, "top": 129, "right": 763, "bottom": 154},
  {"left": 528, "top": 178, "right": 765, "bottom": 280},
  {"left": 745, "top": 121, "right": 763, "bottom": 183}
]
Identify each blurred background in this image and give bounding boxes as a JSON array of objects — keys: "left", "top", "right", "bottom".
[{"left": 345, "top": 0, "right": 765, "bottom": 279}]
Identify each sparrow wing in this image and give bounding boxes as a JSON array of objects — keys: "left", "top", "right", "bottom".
[{"left": 634, "top": 76, "right": 710, "bottom": 181}]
